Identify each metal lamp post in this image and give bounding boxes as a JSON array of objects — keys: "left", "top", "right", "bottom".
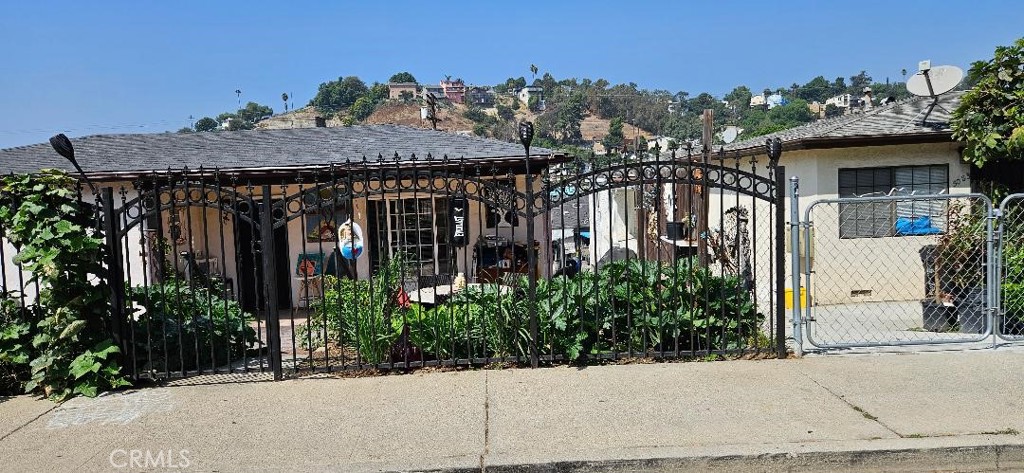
[
  {"left": 49, "top": 133, "right": 98, "bottom": 197},
  {"left": 518, "top": 121, "right": 539, "bottom": 368}
]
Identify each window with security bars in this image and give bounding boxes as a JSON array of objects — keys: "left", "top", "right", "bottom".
[
  {"left": 367, "top": 197, "right": 453, "bottom": 276},
  {"left": 838, "top": 165, "right": 948, "bottom": 238}
]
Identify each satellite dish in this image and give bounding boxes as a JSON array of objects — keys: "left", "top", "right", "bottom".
[
  {"left": 906, "top": 65, "right": 963, "bottom": 97},
  {"left": 721, "top": 126, "right": 739, "bottom": 144},
  {"left": 905, "top": 63, "right": 963, "bottom": 126}
]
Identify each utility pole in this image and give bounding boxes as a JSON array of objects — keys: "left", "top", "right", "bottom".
[{"left": 697, "top": 109, "right": 713, "bottom": 268}]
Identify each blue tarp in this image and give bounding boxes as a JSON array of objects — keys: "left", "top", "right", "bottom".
[{"left": 894, "top": 216, "right": 943, "bottom": 236}]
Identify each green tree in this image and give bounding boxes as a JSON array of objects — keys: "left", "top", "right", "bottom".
[
  {"left": 496, "top": 104, "right": 515, "bottom": 122},
  {"left": 832, "top": 77, "right": 847, "bottom": 96},
  {"left": 537, "top": 90, "right": 587, "bottom": 144},
  {"left": 724, "top": 85, "right": 752, "bottom": 110},
  {"left": 350, "top": 96, "right": 377, "bottom": 121},
  {"left": 194, "top": 117, "right": 219, "bottom": 132},
  {"left": 528, "top": 95, "right": 541, "bottom": 112},
  {"left": 768, "top": 99, "right": 815, "bottom": 124},
  {"left": 176, "top": 127, "right": 193, "bottom": 134},
  {"left": 236, "top": 102, "right": 274, "bottom": 124},
  {"left": 216, "top": 113, "right": 252, "bottom": 131},
  {"left": 797, "top": 76, "right": 832, "bottom": 103},
  {"left": 310, "top": 76, "right": 369, "bottom": 115},
  {"left": 463, "top": 107, "right": 490, "bottom": 123},
  {"left": 849, "top": 71, "right": 873, "bottom": 94},
  {"left": 602, "top": 117, "right": 625, "bottom": 153},
  {"left": 951, "top": 38, "right": 1024, "bottom": 168},
  {"left": 388, "top": 72, "right": 417, "bottom": 83},
  {"left": 368, "top": 82, "right": 389, "bottom": 103}
]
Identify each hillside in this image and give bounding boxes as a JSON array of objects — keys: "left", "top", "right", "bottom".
[
  {"left": 364, "top": 102, "right": 477, "bottom": 132},
  {"left": 255, "top": 98, "right": 655, "bottom": 155}
]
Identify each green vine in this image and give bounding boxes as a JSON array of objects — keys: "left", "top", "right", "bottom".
[{"left": 0, "top": 170, "right": 129, "bottom": 400}]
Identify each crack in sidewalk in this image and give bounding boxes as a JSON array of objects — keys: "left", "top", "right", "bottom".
[{"left": 798, "top": 369, "right": 905, "bottom": 438}]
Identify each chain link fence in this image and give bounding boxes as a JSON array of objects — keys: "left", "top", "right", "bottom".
[
  {"left": 802, "top": 194, "right": 992, "bottom": 348},
  {"left": 998, "top": 194, "right": 1024, "bottom": 341}
]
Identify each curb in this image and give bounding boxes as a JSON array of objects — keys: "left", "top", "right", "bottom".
[{"left": 412, "top": 443, "right": 1024, "bottom": 473}]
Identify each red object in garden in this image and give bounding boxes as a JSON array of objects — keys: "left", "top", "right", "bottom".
[{"left": 396, "top": 287, "right": 411, "bottom": 309}]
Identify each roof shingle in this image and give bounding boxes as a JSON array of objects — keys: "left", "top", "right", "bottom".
[
  {"left": 726, "top": 91, "right": 964, "bottom": 153},
  {"left": 0, "top": 125, "right": 552, "bottom": 176}
]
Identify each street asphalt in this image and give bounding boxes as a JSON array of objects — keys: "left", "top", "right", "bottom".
[{"left": 3, "top": 349, "right": 1024, "bottom": 472}]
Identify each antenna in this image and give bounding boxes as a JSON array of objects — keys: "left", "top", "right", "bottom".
[{"left": 906, "top": 61, "right": 963, "bottom": 125}]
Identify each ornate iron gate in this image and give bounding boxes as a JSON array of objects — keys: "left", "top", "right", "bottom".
[{"left": 98, "top": 151, "right": 787, "bottom": 381}]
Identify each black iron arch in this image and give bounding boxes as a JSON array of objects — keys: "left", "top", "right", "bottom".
[
  {"left": 115, "top": 183, "right": 261, "bottom": 239},
  {"left": 537, "top": 160, "right": 779, "bottom": 216},
  {"left": 271, "top": 171, "right": 532, "bottom": 229}
]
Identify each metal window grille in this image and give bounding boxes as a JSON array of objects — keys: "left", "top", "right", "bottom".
[{"left": 838, "top": 165, "right": 948, "bottom": 238}]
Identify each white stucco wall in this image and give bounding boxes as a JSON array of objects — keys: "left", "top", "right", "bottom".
[{"left": 777, "top": 142, "right": 971, "bottom": 305}]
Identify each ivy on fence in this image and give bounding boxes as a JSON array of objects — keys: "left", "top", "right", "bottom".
[{"left": 0, "top": 170, "right": 129, "bottom": 400}]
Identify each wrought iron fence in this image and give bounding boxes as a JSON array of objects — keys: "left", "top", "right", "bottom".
[{"left": 3, "top": 152, "right": 788, "bottom": 382}]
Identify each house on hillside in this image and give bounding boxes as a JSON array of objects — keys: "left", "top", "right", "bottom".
[
  {"left": 824, "top": 93, "right": 853, "bottom": 109},
  {"left": 388, "top": 82, "right": 419, "bottom": 101},
  {"left": 440, "top": 78, "right": 466, "bottom": 104},
  {"left": 0, "top": 125, "right": 566, "bottom": 312},
  {"left": 592, "top": 91, "right": 970, "bottom": 309},
  {"left": 465, "top": 86, "right": 495, "bottom": 108},
  {"left": 517, "top": 86, "right": 544, "bottom": 108},
  {"left": 422, "top": 85, "right": 446, "bottom": 101}
]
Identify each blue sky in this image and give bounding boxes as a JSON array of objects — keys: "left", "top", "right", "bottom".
[{"left": 0, "top": 0, "right": 1021, "bottom": 149}]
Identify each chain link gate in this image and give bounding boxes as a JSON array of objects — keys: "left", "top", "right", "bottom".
[
  {"left": 800, "top": 193, "right": 993, "bottom": 349},
  {"left": 997, "top": 194, "right": 1024, "bottom": 342}
]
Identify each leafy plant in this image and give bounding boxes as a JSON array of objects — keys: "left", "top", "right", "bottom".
[
  {"left": 127, "top": 278, "right": 256, "bottom": 374},
  {"left": 300, "top": 255, "right": 410, "bottom": 365},
  {"left": 406, "top": 258, "right": 764, "bottom": 363},
  {"left": 0, "top": 170, "right": 129, "bottom": 400},
  {"left": 933, "top": 202, "right": 987, "bottom": 292},
  {"left": 951, "top": 38, "right": 1024, "bottom": 168},
  {"left": 0, "top": 292, "right": 34, "bottom": 395}
]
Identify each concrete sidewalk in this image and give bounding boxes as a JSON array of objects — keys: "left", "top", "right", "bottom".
[{"left": 3, "top": 350, "right": 1024, "bottom": 472}]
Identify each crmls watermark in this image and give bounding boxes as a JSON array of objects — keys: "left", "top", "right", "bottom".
[{"left": 109, "top": 449, "right": 191, "bottom": 469}]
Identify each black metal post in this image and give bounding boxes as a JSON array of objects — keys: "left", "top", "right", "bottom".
[
  {"left": 774, "top": 166, "right": 787, "bottom": 358},
  {"left": 260, "top": 187, "right": 283, "bottom": 380},
  {"left": 520, "top": 122, "right": 539, "bottom": 368},
  {"left": 101, "top": 187, "right": 127, "bottom": 363}
]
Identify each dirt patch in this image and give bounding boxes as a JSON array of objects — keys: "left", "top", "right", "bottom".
[{"left": 365, "top": 102, "right": 478, "bottom": 133}]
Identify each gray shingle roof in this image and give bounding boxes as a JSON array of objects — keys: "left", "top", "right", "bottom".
[
  {"left": 726, "top": 91, "right": 964, "bottom": 153},
  {"left": 0, "top": 125, "right": 552, "bottom": 177}
]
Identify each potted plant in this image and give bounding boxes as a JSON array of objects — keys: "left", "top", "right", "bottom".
[{"left": 933, "top": 202, "right": 987, "bottom": 334}]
